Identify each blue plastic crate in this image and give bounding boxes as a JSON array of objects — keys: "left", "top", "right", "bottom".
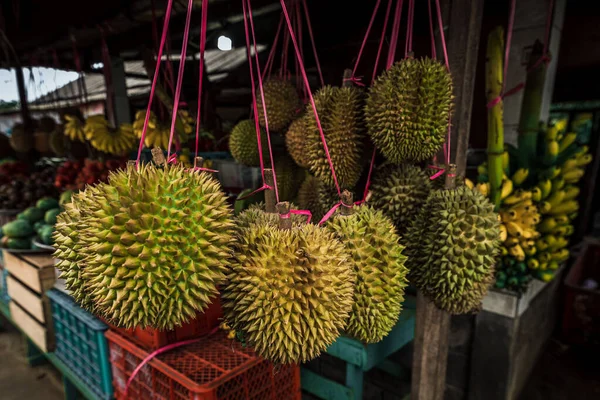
[
  {"left": 0, "top": 268, "right": 9, "bottom": 305},
  {"left": 47, "top": 289, "right": 112, "bottom": 400}
]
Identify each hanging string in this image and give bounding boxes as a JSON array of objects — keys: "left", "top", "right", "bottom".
[
  {"left": 194, "top": 0, "right": 209, "bottom": 157},
  {"left": 301, "top": 0, "right": 324, "bottom": 87},
  {"left": 281, "top": 20, "right": 290, "bottom": 79},
  {"left": 386, "top": 0, "right": 404, "bottom": 69},
  {"left": 348, "top": 0, "right": 381, "bottom": 86},
  {"left": 166, "top": 0, "right": 193, "bottom": 161},
  {"left": 427, "top": 0, "right": 437, "bottom": 59},
  {"left": 433, "top": 0, "right": 451, "bottom": 165},
  {"left": 404, "top": 0, "right": 415, "bottom": 57},
  {"left": 372, "top": 0, "right": 394, "bottom": 83},
  {"left": 262, "top": 14, "right": 283, "bottom": 80},
  {"left": 246, "top": 0, "right": 280, "bottom": 203},
  {"left": 135, "top": 0, "right": 174, "bottom": 165},
  {"left": 487, "top": 0, "right": 554, "bottom": 109}
]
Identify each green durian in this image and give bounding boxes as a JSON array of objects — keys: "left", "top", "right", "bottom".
[
  {"left": 297, "top": 175, "right": 325, "bottom": 222},
  {"left": 53, "top": 163, "right": 235, "bottom": 329},
  {"left": 235, "top": 203, "right": 306, "bottom": 230},
  {"left": 304, "top": 86, "right": 364, "bottom": 188},
  {"left": 256, "top": 79, "right": 300, "bottom": 132},
  {"left": 286, "top": 117, "right": 309, "bottom": 168},
  {"left": 326, "top": 205, "right": 408, "bottom": 343},
  {"left": 365, "top": 57, "right": 453, "bottom": 163},
  {"left": 369, "top": 164, "right": 432, "bottom": 233},
  {"left": 272, "top": 154, "right": 305, "bottom": 202},
  {"left": 404, "top": 186, "right": 500, "bottom": 314},
  {"left": 229, "top": 119, "right": 270, "bottom": 167},
  {"left": 222, "top": 221, "right": 355, "bottom": 364}
]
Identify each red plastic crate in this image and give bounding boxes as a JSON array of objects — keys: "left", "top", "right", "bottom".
[
  {"left": 108, "top": 298, "right": 223, "bottom": 351},
  {"left": 106, "top": 329, "right": 301, "bottom": 400}
]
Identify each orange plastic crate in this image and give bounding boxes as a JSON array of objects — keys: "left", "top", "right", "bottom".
[
  {"left": 108, "top": 298, "right": 223, "bottom": 351},
  {"left": 106, "top": 330, "right": 301, "bottom": 400}
]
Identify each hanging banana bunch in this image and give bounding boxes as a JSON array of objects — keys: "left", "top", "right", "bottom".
[
  {"left": 132, "top": 110, "right": 194, "bottom": 149},
  {"left": 63, "top": 114, "right": 86, "bottom": 142},
  {"left": 84, "top": 115, "right": 136, "bottom": 155}
]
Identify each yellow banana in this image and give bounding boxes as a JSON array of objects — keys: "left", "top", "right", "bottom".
[
  {"left": 501, "top": 246, "right": 509, "bottom": 256},
  {"left": 563, "top": 168, "right": 585, "bottom": 183},
  {"left": 531, "top": 187, "right": 542, "bottom": 202},
  {"left": 561, "top": 159, "right": 577, "bottom": 171},
  {"left": 464, "top": 178, "right": 474, "bottom": 189},
  {"left": 502, "top": 151, "right": 510, "bottom": 171},
  {"left": 475, "top": 182, "right": 490, "bottom": 197},
  {"left": 538, "top": 252, "right": 552, "bottom": 263},
  {"left": 563, "top": 186, "right": 580, "bottom": 200},
  {"left": 551, "top": 249, "right": 569, "bottom": 262},
  {"left": 500, "top": 179, "right": 514, "bottom": 199},
  {"left": 538, "top": 201, "right": 552, "bottom": 214},
  {"left": 554, "top": 215, "right": 569, "bottom": 225},
  {"left": 548, "top": 261, "right": 560, "bottom": 271},
  {"left": 477, "top": 164, "right": 488, "bottom": 175},
  {"left": 549, "top": 200, "right": 578, "bottom": 215},
  {"left": 505, "top": 236, "right": 519, "bottom": 247},
  {"left": 499, "top": 224, "right": 507, "bottom": 242},
  {"left": 547, "top": 190, "right": 566, "bottom": 208},
  {"left": 575, "top": 153, "right": 592, "bottom": 167},
  {"left": 536, "top": 238, "right": 549, "bottom": 252},
  {"left": 511, "top": 169, "right": 529, "bottom": 186},
  {"left": 506, "top": 222, "right": 524, "bottom": 238},
  {"left": 528, "top": 259, "right": 540, "bottom": 270},
  {"left": 538, "top": 179, "right": 552, "bottom": 199},
  {"left": 524, "top": 245, "right": 537, "bottom": 256},
  {"left": 508, "top": 244, "right": 526, "bottom": 261},
  {"left": 558, "top": 132, "right": 577, "bottom": 153}
]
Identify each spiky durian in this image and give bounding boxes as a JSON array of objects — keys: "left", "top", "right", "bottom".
[
  {"left": 256, "top": 79, "right": 300, "bottom": 132},
  {"left": 405, "top": 186, "right": 500, "bottom": 314},
  {"left": 297, "top": 175, "right": 324, "bottom": 222},
  {"left": 304, "top": 86, "right": 364, "bottom": 188},
  {"left": 235, "top": 203, "right": 306, "bottom": 230},
  {"left": 286, "top": 117, "right": 309, "bottom": 168},
  {"left": 222, "top": 221, "right": 355, "bottom": 364},
  {"left": 53, "top": 163, "right": 235, "bottom": 329},
  {"left": 365, "top": 58, "right": 453, "bottom": 163},
  {"left": 273, "top": 154, "right": 305, "bottom": 201},
  {"left": 369, "top": 164, "right": 432, "bottom": 233},
  {"left": 229, "top": 119, "right": 271, "bottom": 167},
  {"left": 318, "top": 183, "right": 344, "bottom": 218},
  {"left": 326, "top": 205, "right": 408, "bottom": 343}
]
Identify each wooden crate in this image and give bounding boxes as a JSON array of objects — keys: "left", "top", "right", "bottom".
[
  {"left": 7, "top": 275, "right": 51, "bottom": 324},
  {"left": 1, "top": 251, "right": 55, "bottom": 294},
  {"left": 10, "top": 301, "right": 54, "bottom": 352}
]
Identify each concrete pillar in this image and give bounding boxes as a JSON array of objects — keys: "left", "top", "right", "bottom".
[
  {"left": 106, "top": 56, "right": 131, "bottom": 126},
  {"left": 503, "top": 0, "right": 567, "bottom": 145}
]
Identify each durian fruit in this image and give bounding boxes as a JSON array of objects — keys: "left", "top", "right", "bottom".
[
  {"left": 318, "top": 183, "right": 344, "bottom": 217},
  {"left": 235, "top": 203, "right": 305, "bottom": 230},
  {"left": 222, "top": 220, "right": 355, "bottom": 364},
  {"left": 304, "top": 86, "right": 364, "bottom": 188},
  {"left": 405, "top": 186, "right": 500, "bottom": 314},
  {"left": 365, "top": 57, "right": 453, "bottom": 163},
  {"left": 9, "top": 124, "right": 33, "bottom": 152},
  {"left": 53, "top": 163, "right": 235, "bottom": 329},
  {"left": 229, "top": 119, "right": 271, "bottom": 167},
  {"left": 369, "top": 164, "right": 432, "bottom": 233},
  {"left": 286, "top": 117, "right": 309, "bottom": 168},
  {"left": 326, "top": 205, "right": 408, "bottom": 343},
  {"left": 256, "top": 79, "right": 300, "bottom": 132},
  {"left": 297, "top": 175, "right": 324, "bottom": 221},
  {"left": 273, "top": 154, "right": 305, "bottom": 202}
]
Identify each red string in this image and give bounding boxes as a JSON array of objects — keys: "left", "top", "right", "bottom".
[
  {"left": 166, "top": 0, "right": 193, "bottom": 160},
  {"left": 283, "top": 209, "right": 313, "bottom": 224},
  {"left": 372, "top": 0, "right": 394, "bottom": 83},
  {"left": 293, "top": 3, "right": 301, "bottom": 92},
  {"left": 427, "top": 0, "right": 436, "bottom": 59},
  {"left": 351, "top": 0, "right": 381, "bottom": 82},
  {"left": 434, "top": 0, "right": 451, "bottom": 165},
  {"left": 281, "top": 23, "right": 290, "bottom": 78},
  {"left": 195, "top": 0, "right": 209, "bottom": 157},
  {"left": 280, "top": 0, "right": 341, "bottom": 197},
  {"left": 361, "top": 149, "right": 377, "bottom": 201},
  {"left": 135, "top": 0, "right": 174, "bottom": 165},
  {"left": 301, "top": 0, "right": 324, "bottom": 87},
  {"left": 164, "top": 31, "right": 176, "bottom": 94},
  {"left": 262, "top": 14, "right": 283, "bottom": 80},
  {"left": 246, "top": 0, "right": 280, "bottom": 203},
  {"left": 386, "top": 0, "right": 404, "bottom": 69},
  {"left": 404, "top": 0, "right": 415, "bottom": 57},
  {"left": 124, "top": 327, "right": 219, "bottom": 398}
]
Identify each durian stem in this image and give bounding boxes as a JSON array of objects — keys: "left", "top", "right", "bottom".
[
  {"left": 151, "top": 147, "right": 166, "bottom": 166},
  {"left": 277, "top": 202, "right": 292, "bottom": 230},
  {"left": 340, "top": 190, "right": 354, "bottom": 216},
  {"left": 517, "top": 41, "right": 547, "bottom": 172},
  {"left": 445, "top": 165, "right": 457, "bottom": 189},
  {"left": 264, "top": 169, "right": 276, "bottom": 213},
  {"left": 194, "top": 157, "right": 204, "bottom": 168},
  {"left": 342, "top": 69, "right": 353, "bottom": 88},
  {"left": 486, "top": 26, "right": 505, "bottom": 209}
]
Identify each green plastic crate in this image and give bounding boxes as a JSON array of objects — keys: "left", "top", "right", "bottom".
[
  {"left": 47, "top": 289, "right": 113, "bottom": 400},
  {"left": 0, "top": 268, "right": 9, "bottom": 305}
]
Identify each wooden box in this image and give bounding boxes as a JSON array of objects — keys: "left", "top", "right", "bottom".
[
  {"left": 1, "top": 251, "right": 55, "bottom": 294},
  {"left": 9, "top": 301, "right": 54, "bottom": 352},
  {"left": 7, "top": 275, "right": 51, "bottom": 324}
]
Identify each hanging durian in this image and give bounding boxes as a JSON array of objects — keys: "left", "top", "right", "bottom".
[
  {"left": 53, "top": 163, "right": 235, "bottom": 329},
  {"left": 256, "top": 79, "right": 300, "bottom": 132},
  {"left": 297, "top": 175, "right": 325, "bottom": 222},
  {"left": 229, "top": 119, "right": 270, "bottom": 167},
  {"left": 369, "top": 164, "right": 432, "bottom": 234},
  {"left": 222, "top": 215, "right": 355, "bottom": 364},
  {"left": 365, "top": 57, "right": 453, "bottom": 163},
  {"left": 405, "top": 186, "right": 500, "bottom": 314},
  {"left": 304, "top": 86, "right": 364, "bottom": 188},
  {"left": 273, "top": 154, "right": 305, "bottom": 202},
  {"left": 286, "top": 117, "right": 309, "bottom": 168},
  {"left": 326, "top": 204, "right": 408, "bottom": 343}
]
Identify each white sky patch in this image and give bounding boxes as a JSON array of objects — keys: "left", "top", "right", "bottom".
[{"left": 0, "top": 68, "right": 79, "bottom": 102}]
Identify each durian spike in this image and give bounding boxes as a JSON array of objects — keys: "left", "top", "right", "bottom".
[
  {"left": 340, "top": 190, "right": 354, "bottom": 216},
  {"left": 264, "top": 169, "right": 276, "bottom": 213},
  {"left": 127, "top": 160, "right": 136, "bottom": 168},
  {"left": 194, "top": 157, "right": 204, "bottom": 168},
  {"left": 277, "top": 202, "right": 292, "bottom": 230},
  {"left": 151, "top": 147, "right": 166, "bottom": 165},
  {"left": 445, "top": 164, "right": 457, "bottom": 190},
  {"left": 342, "top": 69, "right": 353, "bottom": 88}
]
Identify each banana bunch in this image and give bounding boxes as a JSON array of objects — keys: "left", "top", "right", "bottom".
[
  {"left": 133, "top": 110, "right": 194, "bottom": 149},
  {"left": 84, "top": 115, "right": 136, "bottom": 155},
  {"left": 63, "top": 114, "right": 86, "bottom": 142}
]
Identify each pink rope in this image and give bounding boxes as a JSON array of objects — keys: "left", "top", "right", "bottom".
[
  {"left": 136, "top": 0, "right": 174, "bottom": 164},
  {"left": 283, "top": 209, "right": 313, "bottom": 224},
  {"left": 361, "top": 149, "right": 377, "bottom": 202},
  {"left": 280, "top": 0, "right": 342, "bottom": 197},
  {"left": 281, "top": 23, "right": 290, "bottom": 78},
  {"left": 351, "top": 0, "right": 381, "bottom": 81},
  {"left": 427, "top": 0, "right": 437, "bottom": 59},
  {"left": 404, "top": 0, "right": 415, "bottom": 57},
  {"left": 301, "top": 0, "right": 324, "bottom": 87},
  {"left": 194, "top": 0, "right": 209, "bottom": 157},
  {"left": 386, "top": 0, "right": 403, "bottom": 69},
  {"left": 123, "top": 327, "right": 219, "bottom": 398},
  {"left": 245, "top": 0, "right": 280, "bottom": 202},
  {"left": 371, "top": 0, "right": 394, "bottom": 83},
  {"left": 166, "top": 0, "right": 193, "bottom": 160},
  {"left": 434, "top": 0, "right": 451, "bottom": 164},
  {"left": 262, "top": 14, "right": 283, "bottom": 80}
]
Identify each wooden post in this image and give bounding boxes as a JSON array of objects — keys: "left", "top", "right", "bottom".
[
  {"left": 340, "top": 190, "right": 354, "bottom": 216},
  {"left": 194, "top": 157, "right": 204, "bottom": 168},
  {"left": 264, "top": 169, "right": 276, "bottom": 213},
  {"left": 151, "top": 147, "right": 166, "bottom": 166},
  {"left": 341, "top": 69, "right": 352, "bottom": 88},
  {"left": 277, "top": 202, "right": 291, "bottom": 230}
]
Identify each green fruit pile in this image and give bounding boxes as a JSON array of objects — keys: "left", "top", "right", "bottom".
[{"left": 1, "top": 197, "right": 60, "bottom": 249}]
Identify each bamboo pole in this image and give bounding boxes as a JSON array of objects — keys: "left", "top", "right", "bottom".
[
  {"left": 277, "top": 202, "right": 292, "bottom": 230},
  {"left": 264, "top": 169, "right": 276, "bottom": 213}
]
